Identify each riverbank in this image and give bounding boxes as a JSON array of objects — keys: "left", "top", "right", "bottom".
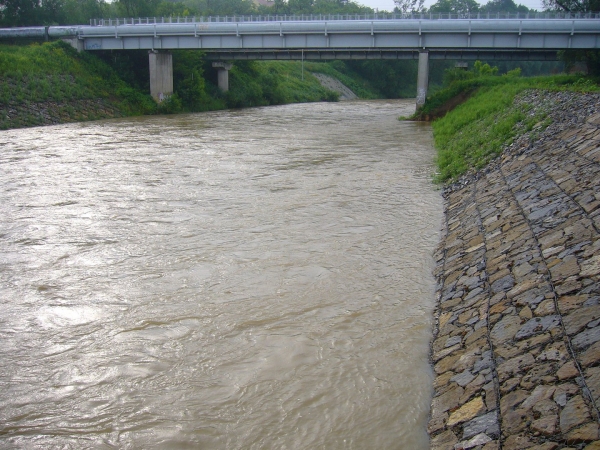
[
  {"left": 429, "top": 90, "right": 600, "bottom": 449},
  {"left": 0, "top": 41, "right": 157, "bottom": 130},
  {"left": 0, "top": 41, "right": 386, "bottom": 130}
]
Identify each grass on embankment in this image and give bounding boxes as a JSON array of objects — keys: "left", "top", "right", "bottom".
[
  {"left": 0, "top": 41, "right": 383, "bottom": 129},
  {"left": 0, "top": 41, "right": 156, "bottom": 129},
  {"left": 422, "top": 75, "right": 599, "bottom": 183},
  {"left": 223, "top": 60, "right": 341, "bottom": 109},
  {"left": 209, "top": 60, "right": 382, "bottom": 110}
]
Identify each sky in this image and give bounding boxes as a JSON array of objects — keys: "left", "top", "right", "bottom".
[{"left": 357, "top": 0, "right": 544, "bottom": 13}]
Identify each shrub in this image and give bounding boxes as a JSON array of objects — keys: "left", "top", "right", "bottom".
[{"left": 157, "top": 94, "right": 183, "bottom": 114}]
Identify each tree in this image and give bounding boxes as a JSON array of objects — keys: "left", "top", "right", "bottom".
[
  {"left": 394, "top": 0, "right": 425, "bottom": 14},
  {"left": 41, "top": 0, "right": 66, "bottom": 24},
  {"left": 266, "top": 0, "right": 287, "bottom": 13},
  {"left": 542, "top": 0, "right": 600, "bottom": 75},
  {"left": 480, "top": 0, "right": 530, "bottom": 14},
  {"left": 155, "top": 1, "right": 191, "bottom": 17},
  {"left": 61, "top": 0, "right": 107, "bottom": 25},
  {"left": 542, "top": 0, "right": 600, "bottom": 12},
  {"left": 313, "top": 0, "right": 373, "bottom": 14},
  {"left": 0, "top": 0, "right": 41, "bottom": 26},
  {"left": 117, "top": 0, "right": 161, "bottom": 17},
  {"left": 204, "top": 0, "right": 254, "bottom": 15},
  {"left": 288, "top": 0, "right": 314, "bottom": 13},
  {"left": 428, "top": 0, "right": 479, "bottom": 14}
]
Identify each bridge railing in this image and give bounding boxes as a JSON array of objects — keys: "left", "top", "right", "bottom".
[{"left": 90, "top": 11, "right": 600, "bottom": 26}]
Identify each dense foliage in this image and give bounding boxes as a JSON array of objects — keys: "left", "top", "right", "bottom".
[
  {"left": 542, "top": 0, "right": 600, "bottom": 13},
  {"left": 0, "top": 0, "right": 373, "bottom": 27},
  {"left": 0, "top": 0, "right": 536, "bottom": 28}
]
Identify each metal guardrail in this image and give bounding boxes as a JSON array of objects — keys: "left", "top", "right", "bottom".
[{"left": 90, "top": 11, "right": 600, "bottom": 26}]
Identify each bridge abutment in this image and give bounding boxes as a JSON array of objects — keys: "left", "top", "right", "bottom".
[
  {"left": 149, "top": 50, "right": 173, "bottom": 102},
  {"left": 62, "top": 37, "right": 83, "bottom": 52},
  {"left": 212, "top": 62, "right": 233, "bottom": 92},
  {"left": 416, "top": 51, "right": 429, "bottom": 107}
]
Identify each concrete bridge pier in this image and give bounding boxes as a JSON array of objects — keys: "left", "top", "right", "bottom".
[
  {"left": 212, "top": 62, "right": 233, "bottom": 92},
  {"left": 416, "top": 51, "right": 429, "bottom": 107},
  {"left": 149, "top": 50, "right": 173, "bottom": 102}
]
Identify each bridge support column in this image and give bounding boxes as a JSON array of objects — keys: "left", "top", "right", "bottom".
[
  {"left": 212, "top": 62, "right": 233, "bottom": 92},
  {"left": 149, "top": 50, "right": 173, "bottom": 102},
  {"left": 416, "top": 51, "right": 429, "bottom": 108}
]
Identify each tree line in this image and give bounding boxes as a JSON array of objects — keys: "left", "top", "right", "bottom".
[
  {"left": 1, "top": 0, "right": 596, "bottom": 27},
  {"left": 2, "top": 0, "right": 591, "bottom": 28}
]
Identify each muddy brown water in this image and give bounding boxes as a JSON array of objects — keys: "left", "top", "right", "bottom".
[{"left": 0, "top": 100, "right": 442, "bottom": 449}]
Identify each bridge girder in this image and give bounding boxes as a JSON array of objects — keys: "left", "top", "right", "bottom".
[{"left": 200, "top": 49, "right": 560, "bottom": 61}]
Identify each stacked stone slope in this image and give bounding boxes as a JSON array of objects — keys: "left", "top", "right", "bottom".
[
  {"left": 430, "top": 91, "right": 600, "bottom": 450},
  {"left": 0, "top": 98, "right": 123, "bottom": 129}
]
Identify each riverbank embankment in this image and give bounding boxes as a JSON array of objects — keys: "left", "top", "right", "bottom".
[
  {"left": 1, "top": 96, "right": 123, "bottom": 128},
  {"left": 430, "top": 91, "right": 600, "bottom": 450},
  {"left": 0, "top": 41, "right": 386, "bottom": 130}
]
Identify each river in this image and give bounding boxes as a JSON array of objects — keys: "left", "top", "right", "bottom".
[{"left": 0, "top": 99, "right": 442, "bottom": 449}]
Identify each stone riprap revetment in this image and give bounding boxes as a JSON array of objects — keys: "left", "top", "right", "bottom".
[{"left": 430, "top": 92, "right": 600, "bottom": 450}]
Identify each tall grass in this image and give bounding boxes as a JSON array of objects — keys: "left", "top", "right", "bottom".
[
  {"left": 0, "top": 41, "right": 156, "bottom": 115},
  {"left": 429, "top": 74, "right": 599, "bottom": 182},
  {"left": 0, "top": 41, "right": 382, "bottom": 129}
]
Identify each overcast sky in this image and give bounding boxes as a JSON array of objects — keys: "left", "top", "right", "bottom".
[{"left": 358, "top": 0, "right": 544, "bottom": 13}]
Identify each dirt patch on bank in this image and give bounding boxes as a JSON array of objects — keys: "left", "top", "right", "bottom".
[
  {"left": 311, "top": 73, "right": 358, "bottom": 100},
  {"left": 413, "top": 89, "right": 475, "bottom": 121}
]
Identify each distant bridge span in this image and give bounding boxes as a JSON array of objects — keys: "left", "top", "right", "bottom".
[
  {"left": 78, "top": 17, "right": 600, "bottom": 58},
  {"left": 2, "top": 15, "right": 600, "bottom": 103}
]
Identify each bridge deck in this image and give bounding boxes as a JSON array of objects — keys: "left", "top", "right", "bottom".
[
  {"left": 1, "top": 17, "right": 599, "bottom": 60},
  {"left": 77, "top": 19, "right": 600, "bottom": 55}
]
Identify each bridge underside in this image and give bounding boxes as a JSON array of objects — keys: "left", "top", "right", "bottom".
[{"left": 201, "top": 48, "right": 559, "bottom": 61}]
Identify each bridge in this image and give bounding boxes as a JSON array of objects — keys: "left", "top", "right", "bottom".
[{"left": 2, "top": 13, "right": 600, "bottom": 104}]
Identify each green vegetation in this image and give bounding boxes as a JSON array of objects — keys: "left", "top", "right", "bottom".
[
  {"left": 215, "top": 61, "right": 338, "bottom": 109},
  {"left": 95, "top": 49, "right": 376, "bottom": 112},
  {"left": 0, "top": 40, "right": 159, "bottom": 129},
  {"left": 419, "top": 62, "right": 599, "bottom": 183},
  {"left": 0, "top": 40, "right": 385, "bottom": 130},
  {"left": 0, "top": 0, "right": 375, "bottom": 27},
  {"left": 0, "top": 40, "right": 155, "bottom": 111}
]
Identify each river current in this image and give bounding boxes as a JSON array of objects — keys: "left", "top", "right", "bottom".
[{"left": 0, "top": 99, "right": 442, "bottom": 449}]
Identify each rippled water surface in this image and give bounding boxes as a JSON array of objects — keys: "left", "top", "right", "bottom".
[{"left": 0, "top": 100, "right": 442, "bottom": 449}]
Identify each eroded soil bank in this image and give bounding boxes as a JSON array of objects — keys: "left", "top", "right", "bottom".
[{"left": 430, "top": 91, "right": 600, "bottom": 450}]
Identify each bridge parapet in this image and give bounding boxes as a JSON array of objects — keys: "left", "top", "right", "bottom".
[
  {"left": 3, "top": 17, "right": 600, "bottom": 55},
  {"left": 89, "top": 12, "right": 600, "bottom": 26}
]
